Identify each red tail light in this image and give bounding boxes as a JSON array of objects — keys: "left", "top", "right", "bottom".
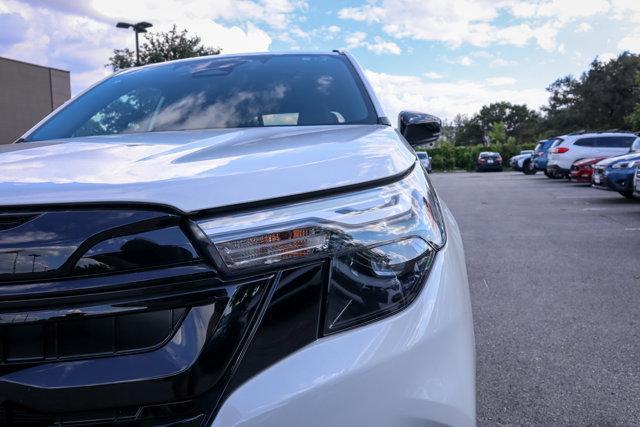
[{"left": 551, "top": 147, "right": 569, "bottom": 154}]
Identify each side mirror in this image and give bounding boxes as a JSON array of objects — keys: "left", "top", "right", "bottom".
[{"left": 398, "top": 111, "right": 441, "bottom": 146}]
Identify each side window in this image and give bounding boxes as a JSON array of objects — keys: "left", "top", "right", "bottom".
[
  {"left": 597, "top": 136, "right": 635, "bottom": 148},
  {"left": 73, "top": 88, "right": 163, "bottom": 137},
  {"left": 574, "top": 137, "right": 596, "bottom": 147},
  {"left": 551, "top": 138, "right": 564, "bottom": 148}
]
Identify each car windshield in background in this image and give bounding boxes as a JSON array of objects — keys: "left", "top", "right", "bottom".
[{"left": 25, "top": 54, "right": 378, "bottom": 142}]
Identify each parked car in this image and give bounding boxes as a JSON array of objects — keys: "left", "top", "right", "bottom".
[
  {"left": 0, "top": 52, "right": 475, "bottom": 427},
  {"left": 634, "top": 166, "right": 640, "bottom": 198},
  {"left": 570, "top": 157, "right": 606, "bottom": 183},
  {"left": 476, "top": 151, "right": 502, "bottom": 171},
  {"left": 547, "top": 131, "right": 638, "bottom": 178},
  {"left": 592, "top": 138, "right": 640, "bottom": 198},
  {"left": 417, "top": 151, "right": 432, "bottom": 173},
  {"left": 531, "top": 138, "right": 557, "bottom": 177},
  {"left": 509, "top": 150, "right": 534, "bottom": 171}
]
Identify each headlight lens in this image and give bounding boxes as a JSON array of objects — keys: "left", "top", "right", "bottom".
[
  {"left": 198, "top": 165, "right": 445, "bottom": 333},
  {"left": 612, "top": 160, "right": 640, "bottom": 169}
]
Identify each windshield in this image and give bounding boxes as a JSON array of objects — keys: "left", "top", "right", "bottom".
[{"left": 25, "top": 54, "right": 378, "bottom": 142}]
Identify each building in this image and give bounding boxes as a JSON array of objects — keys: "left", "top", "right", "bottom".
[{"left": 0, "top": 57, "right": 71, "bottom": 144}]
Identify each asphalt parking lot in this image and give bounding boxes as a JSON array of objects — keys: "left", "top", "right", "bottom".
[{"left": 431, "top": 171, "right": 640, "bottom": 426}]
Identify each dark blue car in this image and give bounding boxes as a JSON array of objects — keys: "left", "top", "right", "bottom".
[
  {"left": 532, "top": 138, "right": 558, "bottom": 177},
  {"left": 592, "top": 138, "right": 640, "bottom": 198}
]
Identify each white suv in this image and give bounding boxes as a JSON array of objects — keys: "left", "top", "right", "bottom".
[
  {"left": 0, "top": 52, "right": 475, "bottom": 427},
  {"left": 546, "top": 132, "right": 639, "bottom": 177}
]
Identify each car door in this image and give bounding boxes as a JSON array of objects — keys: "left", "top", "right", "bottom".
[{"left": 572, "top": 137, "right": 597, "bottom": 161}]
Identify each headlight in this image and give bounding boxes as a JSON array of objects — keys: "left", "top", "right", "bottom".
[
  {"left": 612, "top": 160, "right": 640, "bottom": 169},
  {"left": 198, "top": 165, "right": 446, "bottom": 333}
]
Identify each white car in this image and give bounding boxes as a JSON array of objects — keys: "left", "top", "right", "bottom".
[
  {"left": 546, "top": 131, "right": 639, "bottom": 178},
  {"left": 0, "top": 52, "right": 475, "bottom": 427},
  {"left": 508, "top": 150, "right": 534, "bottom": 171}
]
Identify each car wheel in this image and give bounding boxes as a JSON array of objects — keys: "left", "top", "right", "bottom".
[
  {"left": 544, "top": 170, "right": 552, "bottom": 178},
  {"left": 619, "top": 191, "right": 635, "bottom": 199},
  {"left": 523, "top": 160, "right": 537, "bottom": 175}
]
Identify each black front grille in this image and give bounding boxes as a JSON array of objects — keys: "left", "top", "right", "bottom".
[
  {"left": 0, "top": 206, "right": 327, "bottom": 426},
  {"left": 0, "top": 403, "right": 140, "bottom": 426},
  {"left": 0, "top": 308, "right": 186, "bottom": 365}
]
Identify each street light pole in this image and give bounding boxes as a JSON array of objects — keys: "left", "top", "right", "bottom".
[{"left": 116, "top": 21, "right": 153, "bottom": 66}]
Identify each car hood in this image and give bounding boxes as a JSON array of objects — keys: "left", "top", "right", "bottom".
[
  {"left": 0, "top": 125, "right": 415, "bottom": 213},
  {"left": 596, "top": 152, "right": 640, "bottom": 167}
]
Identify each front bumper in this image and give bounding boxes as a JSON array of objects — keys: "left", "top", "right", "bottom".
[
  {"left": 592, "top": 168, "right": 635, "bottom": 193},
  {"left": 546, "top": 164, "right": 570, "bottom": 176},
  {"left": 570, "top": 166, "right": 593, "bottom": 183},
  {"left": 213, "top": 209, "right": 476, "bottom": 427}
]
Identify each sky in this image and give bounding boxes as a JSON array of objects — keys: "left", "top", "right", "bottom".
[{"left": 1, "top": 0, "right": 640, "bottom": 122}]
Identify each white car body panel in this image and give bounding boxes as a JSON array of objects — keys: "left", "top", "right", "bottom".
[
  {"left": 547, "top": 133, "right": 638, "bottom": 171},
  {"left": 1, "top": 125, "right": 414, "bottom": 212},
  {"left": 510, "top": 153, "right": 532, "bottom": 168},
  {"left": 2, "top": 51, "right": 475, "bottom": 426},
  {"left": 213, "top": 206, "right": 475, "bottom": 427},
  {"left": 594, "top": 151, "right": 639, "bottom": 167}
]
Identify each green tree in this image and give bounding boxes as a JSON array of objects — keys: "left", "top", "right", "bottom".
[
  {"left": 544, "top": 52, "right": 640, "bottom": 133},
  {"left": 625, "top": 70, "right": 640, "bottom": 131},
  {"left": 488, "top": 122, "right": 507, "bottom": 144},
  {"left": 453, "top": 114, "right": 484, "bottom": 146},
  {"left": 108, "top": 25, "right": 221, "bottom": 71},
  {"left": 476, "top": 101, "right": 541, "bottom": 143}
]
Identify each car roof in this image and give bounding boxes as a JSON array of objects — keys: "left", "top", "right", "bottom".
[
  {"left": 127, "top": 51, "right": 342, "bottom": 73},
  {"left": 559, "top": 132, "right": 637, "bottom": 140}
]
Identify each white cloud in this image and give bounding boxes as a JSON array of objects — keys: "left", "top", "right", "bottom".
[
  {"left": 365, "top": 69, "right": 548, "bottom": 122},
  {"left": 0, "top": 0, "right": 295, "bottom": 93},
  {"left": 445, "top": 55, "right": 475, "bottom": 66},
  {"left": 490, "top": 58, "right": 517, "bottom": 67},
  {"left": 344, "top": 32, "right": 400, "bottom": 55},
  {"left": 617, "top": 30, "right": 640, "bottom": 52},
  {"left": 337, "top": 4, "right": 385, "bottom": 22},
  {"left": 598, "top": 52, "right": 617, "bottom": 62},
  {"left": 367, "top": 37, "right": 401, "bottom": 55},
  {"left": 90, "top": 0, "right": 307, "bottom": 31},
  {"left": 604, "top": 0, "right": 640, "bottom": 22},
  {"left": 508, "top": 0, "right": 609, "bottom": 22},
  {"left": 337, "top": 0, "right": 603, "bottom": 51},
  {"left": 485, "top": 77, "right": 517, "bottom": 86},
  {"left": 576, "top": 22, "right": 592, "bottom": 32},
  {"left": 345, "top": 31, "right": 368, "bottom": 49},
  {"left": 423, "top": 72, "right": 444, "bottom": 79}
]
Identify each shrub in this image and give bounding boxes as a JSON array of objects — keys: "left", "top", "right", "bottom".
[{"left": 418, "top": 142, "right": 536, "bottom": 171}]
